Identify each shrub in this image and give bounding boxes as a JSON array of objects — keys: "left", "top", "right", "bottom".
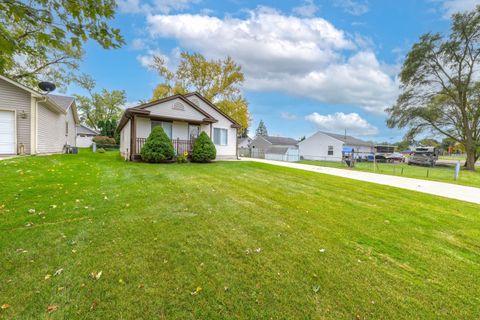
[
  {"left": 93, "top": 136, "right": 116, "bottom": 145},
  {"left": 191, "top": 131, "right": 216, "bottom": 163},
  {"left": 97, "top": 148, "right": 106, "bottom": 153},
  {"left": 177, "top": 151, "right": 189, "bottom": 163},
  {"left": 140, "top": 126, "right": 175, "bottom": 163}
]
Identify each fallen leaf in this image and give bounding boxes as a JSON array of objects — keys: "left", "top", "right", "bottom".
[
  {"left": 90, "top": 271, "right": 102, "bottom": 280},
  {"left": 1, "top": 304, "right": 10, "bottom": 310},
  {"left": 28, "top": 209, "right": 35, "bottom": 214},
  {"left": 44, "top": 274, "right": 51, "bottom": 280},
  {"left": 191, "top": 287, "right": 202, "bottom": 296},
  {"left": 46, "top": 304, "right": 58, "bottom": 313},
  {"left": 53, "top": 268, "right": 63, "bottom": 276},
  {"left": 90, "top": 301, "right": 97, "bottom": 311},
  {"left": 319, "top": 248, "right": 326, "bottom": 253},
  {"left": 312, "top": 285, "right": 320, "bottom": 293},
  {"left": 57, "top": 287, "right": 65, "bottom": 292}
]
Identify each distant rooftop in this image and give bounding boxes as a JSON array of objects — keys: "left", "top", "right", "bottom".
[
  {"left": 48, "top": 94, "right": 75, "bottom": 111},
  {"left": 319, "top": 131, "right": 373, "bottom": 147},
  {"left": 261, "top": 135, "right": 298, "bottom": 146}
]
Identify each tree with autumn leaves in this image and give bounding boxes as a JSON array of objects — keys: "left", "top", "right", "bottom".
[{"left": 150, "top": 52, "right": 251, "bottom": 135}]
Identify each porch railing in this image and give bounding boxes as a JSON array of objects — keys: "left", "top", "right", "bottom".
[{"left": 135, "top": 137, "right": 195, "bottom": 155}]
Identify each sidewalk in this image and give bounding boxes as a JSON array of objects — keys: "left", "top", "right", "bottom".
[{"left": 241, "top": 158, "right": 480, "bottom": 205}]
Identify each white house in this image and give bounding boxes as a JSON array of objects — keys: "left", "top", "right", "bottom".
[
  {"left": 117, "top": 92, "right": 241, "bottom": 161},
  {"left": 249, "top": 135, "right": 299, "bottom": 158},
  {"left": 0, "top": 75, "right": 79, "bottom": 155},
  {"left": 298, "top": 131, "right": 374, "bottom": 162},
  {"left": 76, "top": 125, "right": 99, "bottom": 148}
]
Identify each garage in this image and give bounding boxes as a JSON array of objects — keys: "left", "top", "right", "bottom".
[{"left": 0, "top": 110, "right": 15, "bottom": 154}]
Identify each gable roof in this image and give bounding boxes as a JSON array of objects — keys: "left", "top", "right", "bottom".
[
  {"left": 184, "top": 92, "right": 242, "bottom": 128},
  {"left": 77, "top": 125, "right": 99, "bottom": 135},
  {"left": 261, "top": 135, "right": 298, "bottom": 146},
  {"left": 316, "top": 131, "right": 373, "bottom": 147},
  {"left": 135, "top": 94, "right": 216, "bottom": 121},
  {"left": 266, "top": 146, "right": 289, "bottom": 154},
  {"left": 48, "top": 94, "right": 75, "bottom": 111},
  {"left": 0, "top": 74, "right": 43, "bottom": 97}
]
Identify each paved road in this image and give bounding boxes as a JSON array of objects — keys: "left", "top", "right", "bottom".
[{"left": 241, "top": 158, "right": 480, "bottom": 205}]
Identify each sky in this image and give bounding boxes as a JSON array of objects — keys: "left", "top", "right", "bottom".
[{"left": 68, "top": 0, "right": 480, "bottom": 142}]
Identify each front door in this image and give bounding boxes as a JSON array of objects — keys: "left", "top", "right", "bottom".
[
  {"left": 0, "top": 110, "right": 15, "bottom": 154},
  {"left": 188, "top": 124, "right": 200, "bottom": 140}
]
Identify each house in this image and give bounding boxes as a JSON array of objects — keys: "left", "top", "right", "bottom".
[
  {"left": 249, "top": 135, "right": 298, "bottom": 158},
  {"left": 298, "top": 131, "right": 374, "bottom": 162},
  {"left": 0, "top": 75, "right": 79, "bottom": 155},
  {"left": 237, "top": 136, "right": 252, "bottom": 156},
  {"left": 117, "top": 92, "right": 241, "bottom": 161},
  {"left": 76, "top": 125, "right": 99, "bottom": 148},
  {"left": 265, "top": 146, "right": 299, "bottom": 162}
]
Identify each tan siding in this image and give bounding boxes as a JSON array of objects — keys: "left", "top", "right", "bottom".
[
  {"left": 0, "top": 78, "right": 31, "bottom": 153},
  {"left": 37, "top": 103, "right": 66, "bottom": 153}
]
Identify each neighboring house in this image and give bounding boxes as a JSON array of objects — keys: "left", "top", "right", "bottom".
[
  {"left": 76, "top": 125, "right": 99, "bottom": 148},
  {"left": 0, "top": 75, "right": 79, "bottom": 155},
  {"left": 298, "top": 131, "right": 374, "bottom": 162},
  {"left": 249, "top": 135, "right": 299, "bottom": 158},
  {"left": 117, "top": 92, "right": 241, "bottom": 161},
  {"left": 265, "top": 146, "right": 299, "bottom": 162},
  {"left": 238, "top": 136, "right": 252, "bottom": 156}
]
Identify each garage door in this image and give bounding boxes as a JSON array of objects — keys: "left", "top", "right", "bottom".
[{"left": 0, "top": 110, "right": 15, "bottom": 154}]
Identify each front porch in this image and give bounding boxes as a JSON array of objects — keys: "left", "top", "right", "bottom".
[
  {"left": 135, "top": 137, "right": 196, "bottom": 157},
  {"left": 125, "top": 110, "right": 213, "bottom": 161}
]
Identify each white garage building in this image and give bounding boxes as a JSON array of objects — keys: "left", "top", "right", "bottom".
[
  {"left": 298, "top": 131, "right": 374, "bottom": 162},
  {"left": 76, "top": 125, "right": 99, "bottom": 148}
]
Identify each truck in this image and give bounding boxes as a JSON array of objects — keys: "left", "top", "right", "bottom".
[{"left": 408, "top": 147, "right": 439, "bottom": 167}]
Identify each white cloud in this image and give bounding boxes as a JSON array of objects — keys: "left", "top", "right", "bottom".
[
  {"left": 136, "top": 49, "right": 169, "bottom": 69},
  {"left": 144, "top": 7, "right": 398, "bottom": 113},
  {"left": 334, "top": 0, "right": 369, "bottom": 16},
  {"left": 280, "top": 111, "right": 297, "bottom": 120},
  {"left": 305, "top": 112, "right": 379, "bottom": 136},
  {"left": 440, "top": 0, "right": 480, "bottom": 18},
  {"left": 293, "top": 0, "right": 319, "bottom": 17},
  {"left": 117, "top": 0, "right": 200, "bottom": 14}
]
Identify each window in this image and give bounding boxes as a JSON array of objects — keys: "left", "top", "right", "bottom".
[
  {"left": 188, "top": 124, "right": 200, "bottom": 139},
  {"left": 328, "top": 146, "right": 334, "bottom": 156},
  {"left": 213, "top": 128, "right": 228, "bottom": 146},
  {"left": 151, "top": 121, "right": 172, "bottom": 139}
]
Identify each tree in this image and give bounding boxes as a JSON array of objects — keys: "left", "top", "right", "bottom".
[
  {"left": 140, "top": 126, "right": 175, "bottom": 163},
  {"left": 191, "top": 132, "right": 216, "bottom": 162},
  {"left": 386, "top": 7, "right": 480, "bottom": 170},
  {"left": 74, "top": 74, "right": 126, "bottom": 133},
  {"left": 150, "top": 52, "right": 250, "bottom": 134},
  {"left": 0, "top": 0, "right": 124, "bottom": 88},
  {"left": 419, "top": 138, "right": 440, "bottom": 147},
  {"left": 255, "top": 120, "right": 268, "bottom": 137}
]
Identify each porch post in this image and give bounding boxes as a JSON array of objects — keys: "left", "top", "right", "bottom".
[{"left": 130, "top": 115, "right": 136, "bottom": 161}]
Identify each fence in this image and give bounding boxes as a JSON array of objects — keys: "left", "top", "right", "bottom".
[{"left": 135, "top": 138, "right": 195, "bottom": 155}]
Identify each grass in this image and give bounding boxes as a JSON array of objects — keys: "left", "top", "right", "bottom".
[
  {"left": 1, "top": 150, "right": 480, "bottom": 319},
  {"left": 439, "top": 155, "right": 467, "bottom": 161},
  {"left": 299, "top": 160, "right": 480, "bottom": 188}
]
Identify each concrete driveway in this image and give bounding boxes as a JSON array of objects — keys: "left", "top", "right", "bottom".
[{"left": 242, "top": 158, "right": 480, "bottom": 205}]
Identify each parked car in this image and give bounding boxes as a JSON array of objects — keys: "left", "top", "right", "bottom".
[
  {"left": 386, "top": 152, "right": 405, "bottom": 162},
  {"left": 408, "top": 147, "right": 439, "bottom": 167}
]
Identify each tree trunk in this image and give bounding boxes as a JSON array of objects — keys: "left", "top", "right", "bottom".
[{"left": 465, "top": 148, "right": 477, "bottom": 171}]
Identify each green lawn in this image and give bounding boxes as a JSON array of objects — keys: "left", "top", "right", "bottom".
[
  {"left": 299, "top": 160, "right": 480, "bottom": 187},
  {"left": 1, "top": 151, "right": 480, "bottom": 319}
]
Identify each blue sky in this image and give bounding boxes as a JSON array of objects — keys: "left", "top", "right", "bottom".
[{"left": 68, "top": 0, "right": 480, "bottom": 142}]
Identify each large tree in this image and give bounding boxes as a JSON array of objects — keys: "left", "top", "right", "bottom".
[
  {"left": 387, "top": 6, "right": 480, "bottom": 170},
  {"left": 74, "top": 74, "right": 126, "bottom": 133},
  {"left": 150, "top": 52, "right": 250, "bottom": 134},
  {"left": 0, "top": 0, "right": 124, "bottom": 87}
]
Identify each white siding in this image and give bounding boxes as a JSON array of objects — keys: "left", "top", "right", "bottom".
[
  {"left": 298, "top": 132, "right": 344, "bottom": 161},
  {"left": 66, "top": 107, "right": 76, "bottom": 146},
  {"left": 36, "top": 102, "right": 67, "bottom": 154},
  {"left": 0, "top": 78, "right": 31, "bottom": 153},
  {"left": 145, "top": 98, "right": 206, "bottom": 121},
  {"left": 77, "top": 135, "right": 94, "bottom": 148},
  {"left": 120, "top": 119, "right": 131, "bottom": 157},
  {"left": 186, "top": 96, "right": 237, "bottom": 158}
]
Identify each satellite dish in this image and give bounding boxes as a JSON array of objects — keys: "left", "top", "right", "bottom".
[{"left": 38, "top": 81, "right": 56, "bottom": 93}]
